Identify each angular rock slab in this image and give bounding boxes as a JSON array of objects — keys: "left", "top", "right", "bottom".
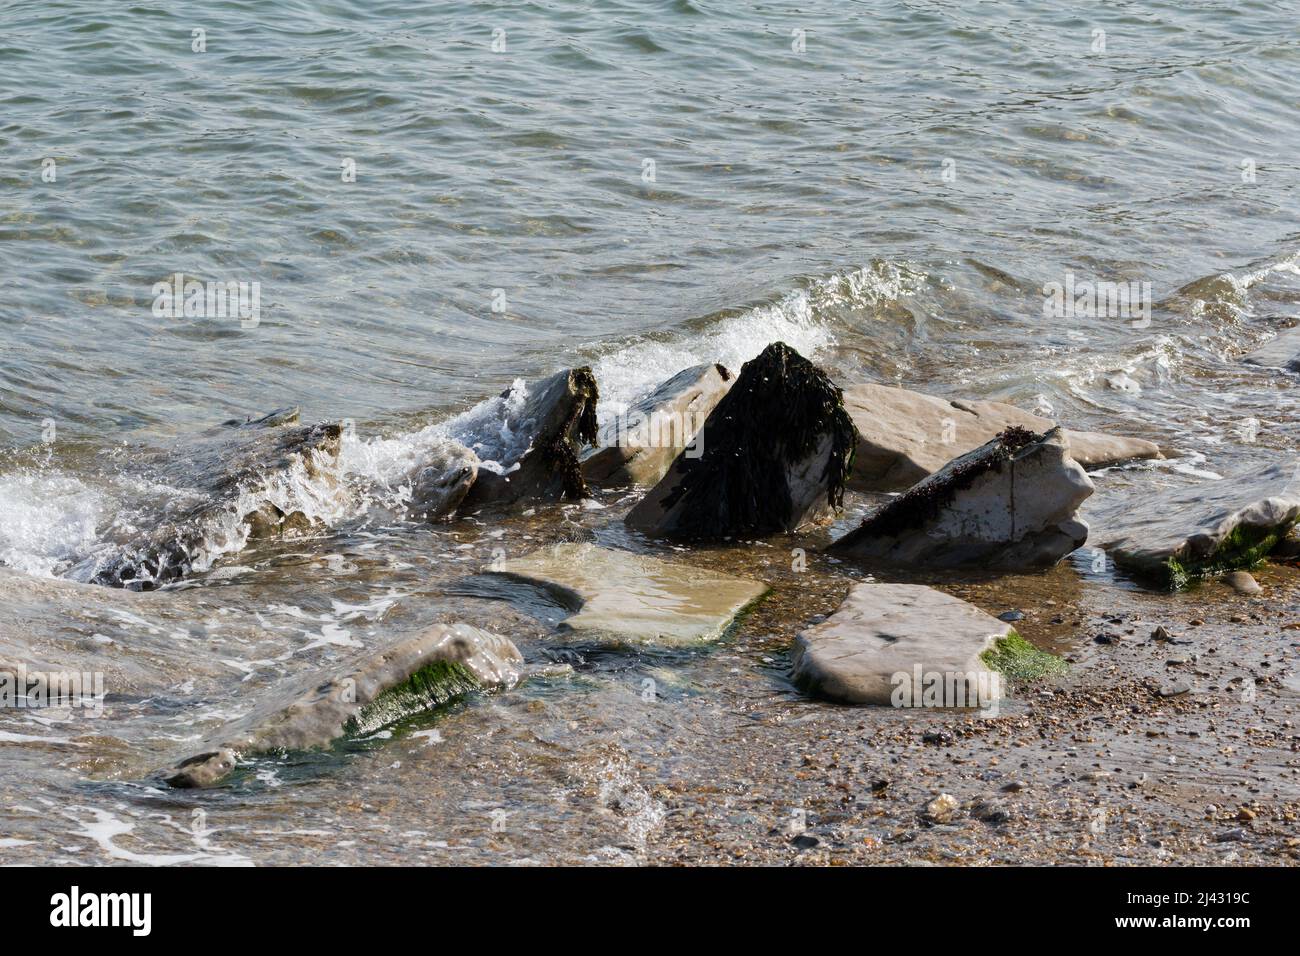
[
  {"left": 1243, "top": 327, "right": 1300, "bottom": 373},
  {"left": 581, "top": 363, "right": 733, "bottom": 488},
  {"left": 792, "top": 583, "right": 1008, "bottom": 706},
  {"left": 842, "top": 383, "right": 1162, "bottom": 492},
  {"left": 459, "top": 367, "right": 599, "bottom": 507},
  {"left": 89, "top": 409, "right": 343, "bottom": 589},
  {"left": 163, "top": 623, "right": 523, "bottom": 787},
  {"left": 829, "top": 427, "right": 1094, "bottom": 569},
  {"left": 626, "top": 342, "right": 857, "bottom": 539},
  {"left": 490, "top": 542, "right": 767, "bottom": 647},
  {"left": 1098, "top": 462, "right": 1300, "bottom": 589}
]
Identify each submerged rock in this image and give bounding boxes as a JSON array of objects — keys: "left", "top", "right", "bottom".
[
  {"left": 791, "top": 583, "right": 1011, "bottom": 707},
  {"left": 1243, "top": 327, "right": 1300, "bottom": 373},
  {"left": 581, "top": 363, "right": 733, "bottom": 488},
  {"left": 408, "top": 440, "right": 479, "bottom": 522},
  {"left": 842, "top": 383, "right": 1162, "bottom": 492},
  {"left": 625, "top": 342, "right": 857, "bottom": 538},
  {"left": 489, "top": 542, "right": 767, "bottom": 647},
  {"left": 459, "top": 367, "right": 599, "bottom": 507},
  {"left": 1098, "top": 462, "right": 1300, "bottom": 589},
  {"left": 163, "top": 623, "right": 523, "bottom": 788},
  {"left": 89, "top": 409, "right": 343, "bottom": 590},
  {"left": 1224, "top": 570, "right": 1262, "bottom": 595},
  {"left": 829, "top": 426, "right": 1094, "bottom": 569}
]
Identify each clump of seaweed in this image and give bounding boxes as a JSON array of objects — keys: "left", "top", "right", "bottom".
[
  {"left": 344, "top": 659, "right": 481, "bottom": 738},
  {"left": 543, "top": 366, "right": 600, "bottom": 500},
  {"left": 834, "top": 426, "right": 1046, "bottom": 545},
  {"left": 657, "top": 342, "right": 857, "bottom": 537},
  {"left": 1160, "top": 520, "right": 1296, "bottom": 590}
]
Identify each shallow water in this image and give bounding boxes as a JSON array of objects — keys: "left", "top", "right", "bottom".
[{"left": 1, "top": 0, "right": 1299, "bottom": 864}]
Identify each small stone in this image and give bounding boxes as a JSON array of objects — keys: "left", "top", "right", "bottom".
[
  {"left": 790, "top": 833, "right": 820, "bottom": 850},
  {"left": 1224, "top": 571, "right": 1262, "bottom": 595},
  {"left": 1000, "top": 780, "right": 1028, "bottom": 793},
  {"left": 1152, "top": 625, "right": 1172, "bottom": 641},
  {"left": 923, "top": 793, "right": 960, "bottom": 824},
  {"left": 1157, "top": 682, "right": 1191, "bottom": 698},
  {"left": 970, "top": 798, "right": 1012, "bottom": 824},
  {"left": 922, "top": 730, "right": 955, "bottom": 746},
  {"left": 870, "top": 778, "right": 890, "bottom": 794},
  {"left": 1214, "top": 828, "right": 1247, "bottom": 843},
  {"left": 1237, "top": 807, "right": 1257, "bottom": 822},
  {"left": 1094, "top": 633, "right": 1119, "bottom": 645},
  {"left": 998, "top": 610, "right": 1025, "bottom": 623}
]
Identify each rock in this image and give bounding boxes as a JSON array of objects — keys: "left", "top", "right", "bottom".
[
  {"left": 1157, "top": 682, "right": 1191, "bottom": 698},
  {"left": 840, "top": 383, "right": 1162, "bottom": 492},
  {"left": 998, "top": 610, "right": 1025, "bottom": 622},
  {"left": 1224, "top": 570, "right": 1262, "bottom": 595},
  {"left": 408, "top": 440, "right": 479, "bottom": 522},
  {"left": 163, "top": 623, "right": 523, "bottom": 788},
  {"left": 625, "top": 342, "right": 857, "bottom": 539},
  {"left": 790, "top": 583, "right": 1010, "bottom": 707},
  {"left": 1098, "top": 462, "right": 1300, "bottom": 589},
  {"left": 490, "top": 542, "right": 767, "bottom": 647},
  {"left": 970, "top": 798, "right": 1012, "bottom": 824},
  {"left": 1214, "top": 828, "right": 1248, "bottom": 843},
  {"left": 923, "top": 793, "right": 960, "bottom": 824},
  {"left": 87, "top": 409, "right": 343, "bottom": 589},
  {"left": 458, "top": 367, "right": 599, "bottom": 507},
  {"left": 789, "top": 833, "right": 820, "bottom": 850},
  {"left": 1243, "top": 326, "right": 1300, "bottom": 373},
  {"left": 828, "top": 426, "right": 1094, "bottom": 569},
  {"left": 581, "top": 364, "right": 733, "bottom": 488}
]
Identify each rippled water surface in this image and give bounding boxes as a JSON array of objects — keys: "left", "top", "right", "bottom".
[{"left": 2, "top": 0, "right": 1299, "bottom": 864}]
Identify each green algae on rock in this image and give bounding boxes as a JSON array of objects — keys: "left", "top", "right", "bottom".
[
  {"left": 491, "top": 542, "right": 768, "bottom": 647},
  {"left": 625, "top": 342, "right": 857, "bottom": 539},
  {"left": 980, "top": 630, "right": 1068, "bottom": 684},
  {"left": 1098, "top": 462, "right": 1300, "bottom": 590},
  {"left": 163, "top": 623, "right": 523, "bottom": 788}
]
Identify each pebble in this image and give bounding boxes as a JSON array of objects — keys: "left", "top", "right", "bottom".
[
  {"left": 923, "top": 793, "right": 960, "bottom": 824},
  {"left": 1214, "top": 828, "right": 1247, "bottom": 843},
  {"left": 970, "top": 798, "right": 1012, "bottom": 824},
  {"left": 790, "top": 833, "right": 820, "bottom": 850},
  {"left": 998, "top": 610, "right": 1025, "bottom": 623},
  {"left": 1000, "top": 780, "right": 1028, "bottom": 793},
  {"left": 1157, "top": 682, "right": 1191, "bottom": 698},
  {"left": 922, "top": 731, "right": 954, "bottom": 746}
]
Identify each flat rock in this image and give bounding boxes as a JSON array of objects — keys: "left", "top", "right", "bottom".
[
  {"left": 458, "top": 367, "right": 599, "bottom": 507},
  {"left": 1098, "top": 462, "right": 1300, "bottom": 589},
  {"left": 842, "top": 382, "right": 1162, "bottom": 492},
  {"left": 87, "top": 409, "right": 343, "bottom": 589},
  {"left": 791, "top": 583, "right": 1009, "bottom": 706},
  {"left": 582, "top": 363, "right": 732, "bottom": 487},
  {"left": 829, "top": 426, "right": 1094, "bottom": 569},
  {"left": 491, "top": 542, "right": 767, "bottom": 647},
  {"left": 163, "top": 623, "right": 523, "bottom": 787},
  {"left": 1243, "top": 326, "right": 1300, "bottom": 372},
  {"left": 1224, "top": 570, "right": 1262, "bottom": 595},
  {"left": 625, "top": 342, "right": 857, "bottom": 538}
]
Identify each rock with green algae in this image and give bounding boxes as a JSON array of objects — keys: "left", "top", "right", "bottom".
[
  {"left": 979, "top": 630, "right": 1068, "bottom": 683},
  {"left": 791, "top": 583, "right": 1012, "bottom": 707},
  {"left": 162, "top": 623, "right": 524, "bottom": 788},
  {"left": 828, "top": 426, "right": 1094, "bottom": 569},
  {"left": 490, "top": 542, "right": 767, "bottom": 647},
  {"left": 625, "top": 342, "right": 857, "bottom": 539},
  {"left": 1098, "top": 462, "right": 1300, "bottom": 589}
]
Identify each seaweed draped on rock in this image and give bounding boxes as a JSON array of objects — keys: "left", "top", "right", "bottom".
[
  {"left": 829, "top": 426, "right": 1094, "bottom": 569},
  {"left": 459, "top": 367, "right": 600, "bottom": 507},
  {"left": 625, "top": 342, "right": 857, "bottom": 538}
]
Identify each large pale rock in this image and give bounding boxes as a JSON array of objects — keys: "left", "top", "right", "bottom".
[
  {"left": 829, "top": 426, "right": 1094, "bottom": 569},
  {"left": 1243, "top": 327, "right": 1300, "bottom": 373},
  {"left": 88, "top": 409, "right": 343, "bottom": 590},
  {"left": 459, "top": 367, "right": 599, "bottom": 507},
  {"left": 581, "top": 363, "right": 733, "bottom": 487},
  {"left": 163, "top": 623, "right": 523, "bottom": 788},
  {"left": 1098, "top": 462, "right": 1300, "bottom": 589},
  {"left": 792, "top": 583, "right": 1009, "bottom": 706},
  {"left": 490, "top": 542, "right": 767, "bottom": 647},
  {"left": 842, "top": 383, "right": 1162, "bottom": 492},
  {"left": 625, "top": 342, "right": 857, "bottom": 538}
]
